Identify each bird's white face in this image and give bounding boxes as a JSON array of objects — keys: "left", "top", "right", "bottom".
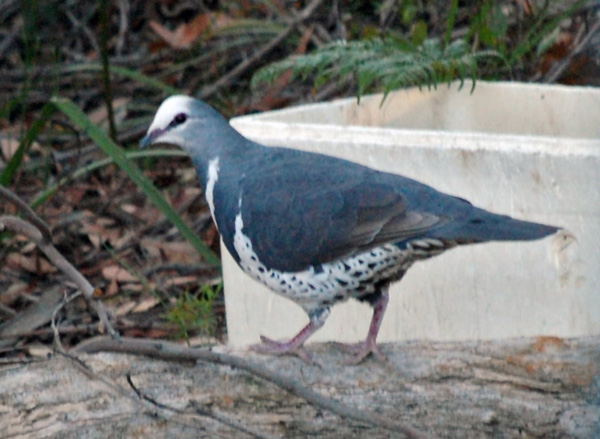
[{"left": 140, "top": 95, "right": 196, "bottom": 148}]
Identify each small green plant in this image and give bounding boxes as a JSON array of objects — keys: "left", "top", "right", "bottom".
[
  {"left": 252, "top": 1, "right": 587, "bottom": 100},
  {"left": 166, "top": 283, "right": 222, "bottom": 341},
  {"left": 252, "top": 37, "right": 501, "bottom": 102}
]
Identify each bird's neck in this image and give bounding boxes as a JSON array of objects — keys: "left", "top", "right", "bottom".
[{"left": 186, "top": 127, "right": 262, "bottom": 187}]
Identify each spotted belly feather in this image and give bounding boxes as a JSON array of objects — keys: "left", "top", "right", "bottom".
[{"left": 233, "top": 210, "right": 456, "bottom": 314}]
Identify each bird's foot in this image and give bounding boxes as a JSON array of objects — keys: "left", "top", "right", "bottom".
[
  {"left": 251, "top": 335, "right": 316, "bottom": 364},
  {"left": 335, "top": 340, "right": 389, "bottom": 365},
  {"left": 250, "top": 310, "right": 329, "bottom": 364},
  {"left": 336, "top": 290, "right": 390, "bottom": 365}
]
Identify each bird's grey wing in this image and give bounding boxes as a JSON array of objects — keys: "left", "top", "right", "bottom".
[{"left": 238, "top": 158, "right": 444, "bottom": 272}]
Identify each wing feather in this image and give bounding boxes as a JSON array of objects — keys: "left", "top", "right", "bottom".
[{"left": 238, "top": 151, "right": 445, "bottom": 272}]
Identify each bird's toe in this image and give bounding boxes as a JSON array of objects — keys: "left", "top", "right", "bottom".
[
  {"left": 335, "top": 341, "right": 389, "bottom": 365},
  {"left": 251, "top": 335, "right": 316, "bottom": 364}
]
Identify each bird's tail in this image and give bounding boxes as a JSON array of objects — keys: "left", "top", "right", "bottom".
[{"left": 437, "top": 210, "right": 560, "bottom": 244}]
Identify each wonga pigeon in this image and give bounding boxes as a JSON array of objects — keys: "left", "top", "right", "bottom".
[{"left": 141, "top": 96, "right": 560, "bottom": 363}]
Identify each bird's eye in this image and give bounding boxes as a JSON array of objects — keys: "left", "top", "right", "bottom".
[{"left": 173, "top": 113, "right": 187, "bottom": 125}]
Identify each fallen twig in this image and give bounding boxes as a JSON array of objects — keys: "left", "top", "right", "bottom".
[
  {"left": 0, "top": 286, "right": 63, "bottom": 349},
  {"left": 0, "top": 214, "right": 118, "bottom": 338},
  {"left": 543, "top": 17, "right": 600, "bottom": 83},
  {"left": 0, "top": 184, "right": 52, "bottom": 240},
  {"left": 116, "top": 0, "right": 130, "bottom": 56},
  {"left": 75, "top": 336, "right": 437, "bottom": 439},
  {"left": 51, "top": 290, "right": 81, "bottom": 353}
]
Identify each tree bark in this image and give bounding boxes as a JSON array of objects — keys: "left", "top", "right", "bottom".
[{"left": 1, "top": 336, "right": 599, "bottom": 439}]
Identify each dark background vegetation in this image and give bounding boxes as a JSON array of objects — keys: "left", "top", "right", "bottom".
[{"left": 0, "top": 0, "right": 598, "bottom": 356}]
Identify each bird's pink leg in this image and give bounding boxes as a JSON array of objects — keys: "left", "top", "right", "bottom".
[
  {"left": 252, "top": 308, "right": 329, "bottom": 363},
  {"left": 339, "top": 290, "right": 390, "bottom": 364}
]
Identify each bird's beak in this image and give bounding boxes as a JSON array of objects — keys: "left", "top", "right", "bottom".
[
  {"left": 139, "top": 135, "right": 151, "bottom": 149},
  {"left": 139, "top": 128, "right": 162, "bottom": 148}
]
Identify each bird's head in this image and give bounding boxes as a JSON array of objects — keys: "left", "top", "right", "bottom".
[{"left": 140, "top": 95, "right": 228, "bottom": 152}]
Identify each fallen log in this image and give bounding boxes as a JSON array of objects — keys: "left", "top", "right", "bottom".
[{"left": 1, "top": 336, "right": 598, "bottom": 439}]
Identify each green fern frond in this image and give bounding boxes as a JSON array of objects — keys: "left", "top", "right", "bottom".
[{"left": 252, "top": 37, "right": 503, "bottom": 100}]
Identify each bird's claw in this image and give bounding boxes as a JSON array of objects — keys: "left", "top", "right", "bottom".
[
  {"left": 251, "top": 335, "right": 316, "bottom": 364},
  {"left": 335, "top": 341, "right": 389, "bottom": 365}
]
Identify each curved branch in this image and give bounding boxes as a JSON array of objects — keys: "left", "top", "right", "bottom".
[
  {"left": 0, "top": 184, "right": 52, "bottom": 240},
  {"left": 0, "top": 215, "right": 117, "bottom": 338}
]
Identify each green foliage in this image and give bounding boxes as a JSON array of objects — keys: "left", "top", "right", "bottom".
[
  {"left": 166, "top": 284, "right": 222, "bottom": 341},
  {"left": 444, "top": 0, "right": 460, "bottom": 47},
  {"left": 252, "top": 1, "right": 588, "bottom": 99},
  {"left": 469, "top": 1, "right": 509, "bottom": 49},
  {"left": 0, "top": 103, "right": 55, "bottom": 186},
  {"left": 253, "top": 37, "right": 501, "bottom": 101}
]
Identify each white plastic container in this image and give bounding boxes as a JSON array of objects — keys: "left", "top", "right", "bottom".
[{"left": 223, "top": 81, "right": 600, "bottom": 346}]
